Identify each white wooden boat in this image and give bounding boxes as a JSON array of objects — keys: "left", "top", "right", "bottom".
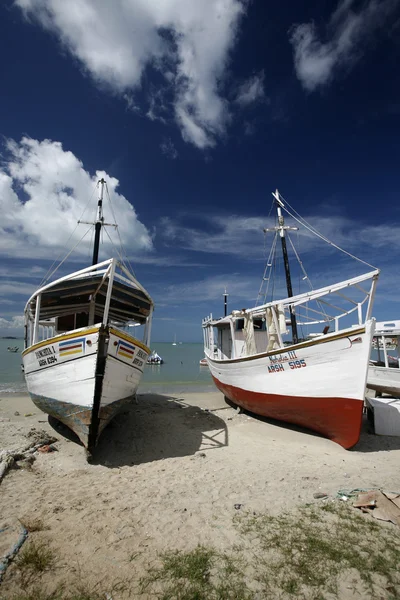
[
  {"left": 368, "top": 321, "right": 400, "bottom": 396},
  {"left": 147, "top": 350, "right": 163, "bottom": 364},
  {"left": 22, "top": 179, "right": 154, "bottom": 458},
  {"left": 202, "top": 190, "right": 380, "bottom": 449}
]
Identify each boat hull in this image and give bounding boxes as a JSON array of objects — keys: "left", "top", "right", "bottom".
[
  {"left": 367, "top": 364, "right": 400, "bottom": 397},
  {"left": 206, "top": 323, "right": 374, "bottom": 449},
  {"left": 22, "top": 325, "right": 149, "bottom": 453}
]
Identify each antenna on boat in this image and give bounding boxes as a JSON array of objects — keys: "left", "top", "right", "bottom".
[
  {"left": 78, "top": 178, "right": 117, "bottom": 265},
  {"left": 264, "top": 189, "right": 299, "bottom": 344},
  {"left": 223, "top": 288, "right": 228, "bottom": 317}
]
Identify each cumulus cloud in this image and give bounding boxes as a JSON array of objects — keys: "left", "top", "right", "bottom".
[
  {"left": 235, "top": 71, "right": 265, "bottom": 106},
  {"left": 0, "top": 136, "right": 153, "bottom": 260},
  {"left": 0, "top": 316, "right": 25, "bottom": 329},
  {"left": 290, "top": 0, "right": 399, "bottom": 91},
  {"left": 15, "top": 0, "right": 245, "bottom": 148},
  {"left": 160, "top": 137, "right": 178, "bottom": 159}
]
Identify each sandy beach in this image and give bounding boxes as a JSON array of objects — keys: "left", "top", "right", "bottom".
[{"left": 1, "top": 391, "right": 400, "bottom": 599}]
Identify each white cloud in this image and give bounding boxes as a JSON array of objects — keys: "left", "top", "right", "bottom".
[
  {"left": 160, "top": 137, "right": 178, "bottom": 159},
  {"left": 290, "top": 0, "right": 399, "bottom": 91},
  {"left": 0, "top": 136, "right": 153, "bottom": 261},
  {"left": 0, "top": 316, "right": 25, "bottom": 329},
  {"left": 235, "top": 71, "right": 265, "bottom": 106},
  {"left": 15, "top": 0, "right": 245, "bottom": 149}
]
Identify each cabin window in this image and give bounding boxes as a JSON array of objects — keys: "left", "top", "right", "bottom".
[
  {"left": 235, "top": 319, "right": 244, "bottom": 331},
  {"left": 253, "top": 318, "right": 266, "bottom": 331},
  {"left": 235, "top": 318, "right": 266, "bottom": 331},
  {"left": 56, "top": 312, "right": 102, "bottom": 333},
  {"left": 56, "top": 314, "right": 76, "bottom": 333}
]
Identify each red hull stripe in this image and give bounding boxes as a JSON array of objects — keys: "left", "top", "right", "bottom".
[
  {"left": 59, "top": 343, "right": 82, "bottom": 352},
  {"left": 212, "top": 376, "right": 363, "bottom": 449},
  {"left": 118, "top": 347, "right": 134, "bottom": 355}
]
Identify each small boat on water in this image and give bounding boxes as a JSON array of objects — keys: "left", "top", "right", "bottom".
[
  {"left": 22, "top": 178, "right": 154, "bottom": 458},
  {"left": 199, "top": 358, "right": 208, "bottom": 366},
  {"left": 7, "top": 346, "right": 19, "bottom": 353},
  {"left": 202, "top": 189, "right": 380, "bottom": 449},
  {"left": 147, "top": 350, "right": 164, "bottom": 364},
  {"left": 368, "top": 321, "right": 400, "bottom": 397}
]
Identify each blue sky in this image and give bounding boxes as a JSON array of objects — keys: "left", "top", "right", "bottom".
[{"left": 0, "top": 0, "right": 399, "bottom": 342}]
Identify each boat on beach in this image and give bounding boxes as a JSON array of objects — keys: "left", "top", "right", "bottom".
[
  {"left": 368, "top": 321, "right": 400, "bottom": 397},
  {"left": 22, "top": 178, "right": 154, "bottom": 458},
  {"left": 147, "top": 350, "right": 164, "bottom": 364},
  {"left": 202, "top": 189, "right": 380, "bottom": 449}
]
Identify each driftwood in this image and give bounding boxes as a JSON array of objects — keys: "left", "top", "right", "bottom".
[
  {"left": 0, "top": 429, "right": 57, "bottom": 484},
  {"left": 353, "top": 490, "right": 400, "bottom": 526}
]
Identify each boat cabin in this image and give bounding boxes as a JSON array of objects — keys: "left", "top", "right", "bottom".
[{"left": 24, "top": 258, "right": 153, "bottom": 348}]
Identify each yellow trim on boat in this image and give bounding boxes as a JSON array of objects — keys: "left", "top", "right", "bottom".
[
  {"left": 209, "top": 326, "right": 366, "bottom": 364},
  {"left": 59, "top": 349, "right": 82, "bottom": 357},
  {"left": 109, "top": 327, "right": 150, "bottom": 354},
  {"left": 22, "top": 326, "right": 101, "bottom": 357}
]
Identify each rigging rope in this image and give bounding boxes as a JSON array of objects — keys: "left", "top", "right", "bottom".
[
  {"left": 278, "top": 193, "right": 378, "bottom": 270},
  {"left": 41, "top": 226, "right": 93, "bottom": 285},
  {"left": 105, "top": 185, "right": 136, "bottom": 278},
  {"left": 39, "top": 185, "right": 98, "bottom": 286}
]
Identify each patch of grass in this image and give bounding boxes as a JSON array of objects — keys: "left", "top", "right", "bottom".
[
  {"left": 140, "top": 503, "right": 400, "bottom": 600},
  {"left": 5, "top": 589, "right": 63, "bottom": 600},
  {"left": 5, "top": 580, "right": 126, "bottom": 600},
  {"left": 16, "top": 540, "right": 55, "bottom": 573},
  {"left": 18, "top": 517, "right": 48, "bottom": 532},
  {"left": 235, "top": 502, "right": 400, "bottom": 599},
  {"left": 140, "top": 544, "right": 253, "bottom": 600}
]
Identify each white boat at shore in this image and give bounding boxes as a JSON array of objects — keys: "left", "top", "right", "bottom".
[
  {"left": 22, "top": 178, "right": 154, "bottom": 458},
  {"left": 368, "top": 321, "right": 400, "bottom": 397},
  {"left": 202, "top": 189, "right": 380, "bottom": 449},
  {"left": 147, "top": 350, "right": 164, "bottom": 364}
]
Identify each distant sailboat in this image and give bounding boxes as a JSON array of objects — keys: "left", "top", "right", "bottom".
[{"left": 172, "top": 334, "right": 177, "bottom": 346}]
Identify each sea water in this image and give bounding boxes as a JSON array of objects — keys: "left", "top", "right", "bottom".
[
  {"left": 0, "top": 338, "right": 213, "bottom": 394},
  {"left": 1, "top": 337, "right": 396, "bottom": 395}
]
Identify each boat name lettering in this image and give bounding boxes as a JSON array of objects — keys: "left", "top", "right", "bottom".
[
  {"left": 38, "top": 355, "right": 58, "bottom": 367},
  {"left": 268, "top": 364, "right": 284, "bottom": 373},
  {"left": 133, "top": 358, "right": 144, "bottom": 367},
  {"left": 289, "top": 359, "right": 307, "bottom": 369},
  {"left": 137, "top": 349, "right": 147, "bottom": 360},
  {"left": 268, "top": 358, "right": 307, "bottom": 373},
  {"left": 269, "top": 350, "right": 297, "bottom": 364},
  {"left": 35, "top": 347, "right": 55, "bottom": 359}
]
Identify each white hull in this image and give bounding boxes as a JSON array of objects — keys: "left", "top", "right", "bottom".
[
  {"left": 22, "top": 324, "right": 149, "bottom": 452},
  {"left": 368, "top": 364, "right": 400, "bottom": 397},
  {"left": 206, "top": 322, "right": 374, "bottom": 448}
]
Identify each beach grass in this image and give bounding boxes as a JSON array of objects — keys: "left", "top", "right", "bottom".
[
  {"left": 16, "top": 540, "right": 55, "bottom": 574},
  {"left": 4, "top": 502, "right": 400, "bottom": 600}
]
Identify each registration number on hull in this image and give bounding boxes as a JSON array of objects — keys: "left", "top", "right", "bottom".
[{"left": 267, "top": 350, "right": 307, "bottom": 374}]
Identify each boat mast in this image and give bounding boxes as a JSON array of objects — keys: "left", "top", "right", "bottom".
[
  {"left": 264, "top": 190, "right": 299, "bottom": 344},
  {"left": 92, "top": 178, "right": 105, "bottom": 266},
  {"left": 223, "top": 288, "right": 228, "bottom": 317},
  {"left": 79, "top": 178, "right": 117, "bottom": 266}
]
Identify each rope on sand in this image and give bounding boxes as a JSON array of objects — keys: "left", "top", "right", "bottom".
[
  {"left": 0, "top": 430, "right": 57, "bottom": 484},
  {"left": 0, "top": 525, "right": 28, "bottom": 582}
]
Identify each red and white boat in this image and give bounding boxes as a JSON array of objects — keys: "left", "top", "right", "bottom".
[{"left": 202, "top": 190, "right": 379, "bottom": 449}]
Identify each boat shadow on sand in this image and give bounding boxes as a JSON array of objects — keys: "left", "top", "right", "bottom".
[
  {"left": 234, "top": 405, "right": 400, "bottom": 453},
  {"left": 49, "top": 393, "right": 228, "bottom": 468}
]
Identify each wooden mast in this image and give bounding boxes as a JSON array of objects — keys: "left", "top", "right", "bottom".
[
  {"left": 265, "top": 189, "right": 299, "bottom": 344},
  {"left": 92, "top": 178, "right": 105, "bottom": 266}
]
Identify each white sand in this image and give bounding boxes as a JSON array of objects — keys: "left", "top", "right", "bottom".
[{"left": 1, "top": 391, "right": 400, "bottom": 597}]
